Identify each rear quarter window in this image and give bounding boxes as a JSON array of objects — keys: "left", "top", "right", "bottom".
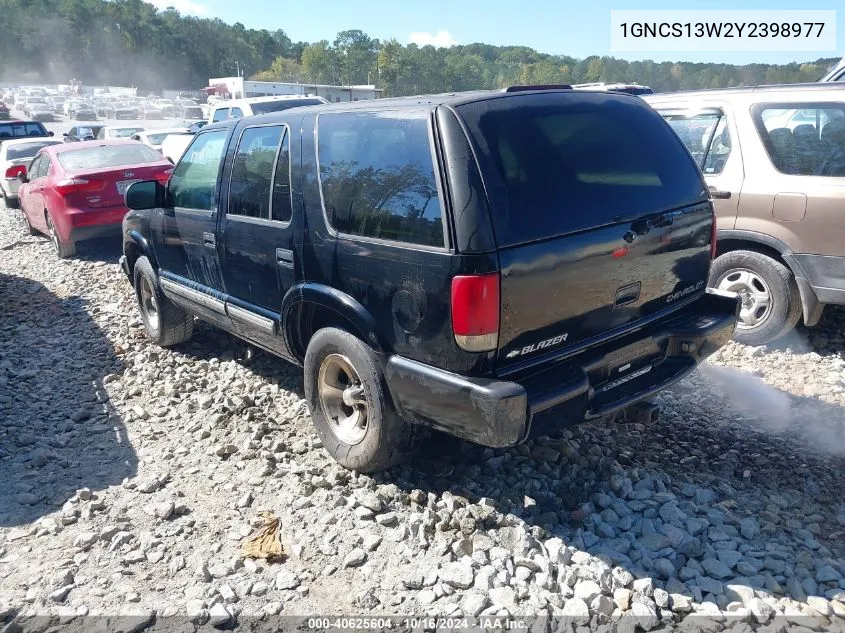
[
  {"left": 456, "top": 92, "right": 707, "bottom": 246},
  {"left": 317, "top": 110, "right": 445, "bottom": 247}
]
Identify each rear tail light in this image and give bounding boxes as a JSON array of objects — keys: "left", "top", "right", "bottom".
[
  {"left": 710, "top": 214, "right": 718, "bottom": 260},
  {"left": 451, "top": 273, "right": 500, "bottom": 352},
  {"left": 154, "top": 169, "right": 173, "bottom": 185},
  {"left": 5, "top": 165, "right": 26, "bottom": 179},
  {"left": 55, "top": 178, "right": 105, "bottom": 197}
]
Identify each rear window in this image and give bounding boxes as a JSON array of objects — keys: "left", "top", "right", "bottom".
[
  {"left": 251, "top": 99, "right": 324, "bottom": 115},
  {"left": 57, "top": 144, "right": 163, "bottom": 171},
  {"left": 6, "top": 141, "right": 59, "bottom": 160},
  {"left": 0, "top": 122, "right": 48, "bottom": 139},
  {"left": 457, "top": 92, "right": 707, "bottom": 246},
  {"left": 146, "top": 132, "right": 171, "bottom": 145}
]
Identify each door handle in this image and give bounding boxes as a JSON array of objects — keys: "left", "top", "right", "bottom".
[
  {"left": 276, "top": 248, "right": 294, "bottom": 268},
  {"left": 203, "top": 232, "right": 215, "bottom": 248},
  {"left": 709, "top": 187, "right": 732, "bottom": 200}
]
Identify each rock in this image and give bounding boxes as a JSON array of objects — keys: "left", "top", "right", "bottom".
[
  {"left": 697, "top": 576, "right": 725, "bottom": 596},
  {"left": 562, "top": 597, "right": 590, "bottom": 619},
  {"left": 701, "top": 558, "right": 733, "bottom": 579},
  {"left": 343, "top": 549, "right": 367, "bottom": 568},
  {"left": 402, "top": 572, "right": 424, "bottom": 590},
  {"left": 653, "top": 588, "right": 670, "bottom": 609},
  {"left": 275, "top": 569, "right": 300, "bottom": 590},
  {"left": 439, "top": 562, "right": 474, "bottom": 589},
  {"left": 489, "top": 586, "right": 517, "bottom": 611},
  {"left": 357, "top": 492, "right": 383, "bottom": 512},
  {"left": 631, "top": 601, "right": 659, "bottom": 630},
  {"left": 817, "top": 564, "right": 842, "bottom": 583},
  {"left": 671, "top": 594, "right": 692, "bottom": 613},
  {"left": 807, "top": 596, "right": 831, "bottom": 616},
  {"left": 362, "top": 535, "right": 382, "bottom": 552},
  {"left": 633, "top": 578, "right": 654, "bottom": 598},
  {"left": 208, "top": 603, "right": 234, "bottom": 628},
  {"left": 218, "top": 583, "right": 238, "bottom": 603},
  {"left": 614, "top": 588, "right": 632, "bottom": 611},
  {"left": 639, "top": 533, "right": 671, "bottom": 551},
  {"left": 49, "top": 585, "right": 73, "bottom": 603},
  {"left": 653, "top": 558, "right": 676, "bottom": 579},
  {"left": 725, "top": 583, "right": 755, "bottom": 606},
  {"left": 73, "top": 532, "right": 98, "bottom": 549},
  {"left": 740, "top": 518, "right": 759, "bottom": 539},
  {"left": 461, "top": 592, "right": 490, "bottom": 616},
  {"left": 591, "top": 595, "right": 615, "bottom": 617},
  {"left": 417, "top": 589, "right": 437, "bottom": 605},
  {"left": 747, "top": 598, "right": 774, "bottom": 624},
  {"left": 574, "top": 580, "right": 602, "bottom": 603},
  {"left": 251, "top": 581, "right": 269, "bottom": 597},
  {"left": 375, "top": 512, "right": 398, "bottom": 526}
]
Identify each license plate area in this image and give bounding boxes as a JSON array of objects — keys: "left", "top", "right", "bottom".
[{"left": 116, "top": 179, "right": 140, "bottom": 195}]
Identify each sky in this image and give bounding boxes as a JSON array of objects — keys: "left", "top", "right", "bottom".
[{"left": 148, "top": 0, "right": 842, "bottom": 66}]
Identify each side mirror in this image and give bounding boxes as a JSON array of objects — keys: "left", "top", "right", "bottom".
[
  {"left": 18, "top": 172, "right": 29, "bottom": 184},
  {"left": 125, "top": 180, "right": 165, "bottom": 211},
  {"left": 48, "top": 131, "right": 54, "bottom": 137}
]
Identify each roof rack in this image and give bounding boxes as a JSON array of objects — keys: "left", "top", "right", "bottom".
[{"left": 503, "top": 84, "right": 572, "bottom": 93}]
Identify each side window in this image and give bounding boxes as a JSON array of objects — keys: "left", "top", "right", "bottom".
[
  {"left": 228, "top": 125, "right": 284, "bottom": 219},
  {"left": 230, "top": 107, "right": 244, "bottom": 119},
  {"left": 27, "top": 154, "right": 43, "bottom": 179},
  {"left": 317, "top": 111, "right": 444, "bottom": 247},
  {"left": 271, "top": 129, "right": 293, "bottom": 222},
  {"left": 754, "top": 103, "right": 845, "bottom": 176},
  {"left": 212, "top": 108, "right": 229, "bottom": 123},
  {"left": 169, "top": 130, "right": 228, "bottom": 211},
  {"left": 662, "top": 112, "right": 731, "bottom": 174}
]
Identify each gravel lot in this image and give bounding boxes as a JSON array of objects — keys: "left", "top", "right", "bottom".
[{"left": 1, "top": 188, "right": 844, "bottom": 632}]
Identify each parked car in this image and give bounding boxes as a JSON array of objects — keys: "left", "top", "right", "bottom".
[
  {"left": 0, "top": 103, "right": 9, "bottom": 120},
  {"left": 63, "top": 125, "right": 105, "bottom": 142},
  {"left": 50, "top": 97, "right": 66, "bottom": 114},
  {"left": 819, "top": 57, "right": 845, "bottom": 82},
  {"left": 159, "top": 131, "right": 194, "bottom": 163},
  {"left": 96, "top": 125, "right": 146, "bottom": 140},
  {"left": 207, "top": 95, "right": 329, "bottom": 123},
  {"left": 22, "top": 98, "right": 48, "bottom": 117},
  {"left": 646, "top": 83, "right": 845, "bottom": 344},
  {"left": 130, "top": 127, "right": 189, "bottom": 153},
  {"left": 17, "top": 140, "right": 172, "bottom": 258},
  {"left": 139, "top": 103, "right": 164, "bottom": 120},
  {"left": 154, "top": 99, "right": 177, "bottom": 117},
  {"left": 28, "top": 101, "right": 54, "bottom": 122},
  {"left": 70, "top": 102, "right": 97, "bottom": 120},
  {"left": 106, "top": 102, "right": 140, "bottom": 120},
  {"left": 120, "top": 88, "right": 739, "bottom": 472},
  {"left": 0, "top": 137, "right": 63, "bottom": 207},
  {"left": 181, "top": 105, "right": 204, "bottom": 119},
  {"left": 0, "top": 120, "right": 51, "bottom": 143}
]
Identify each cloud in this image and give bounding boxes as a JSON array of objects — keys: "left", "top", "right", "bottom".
[
  {"left": 148, "top": 0, "right": 211, "bottom": 16},
  {"left": 408, "top": 30, "right": 458, "bottom": 48}
]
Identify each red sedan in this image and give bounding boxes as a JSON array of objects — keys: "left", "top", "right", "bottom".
[{"left": 17, "top": 139, "right": 172, "bottom": 258}]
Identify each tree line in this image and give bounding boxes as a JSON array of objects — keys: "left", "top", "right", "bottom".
[{"left": 0, "top": 0, "right": 838, "bottom": 95}]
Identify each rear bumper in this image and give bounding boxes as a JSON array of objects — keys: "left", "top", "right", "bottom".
[
  {"left": 384, "top": 288, "right": 739, "bottom": 448},
  {"left": 55, "top": 206, "right": 128, "bottom": 243}
]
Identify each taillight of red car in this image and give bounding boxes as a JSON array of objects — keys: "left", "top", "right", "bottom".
[
  {"left": 54, "top": 178, "right": 106, "bottom": 197},
  {"left": 5, "top": 165, "right": 26, "bottom": 179},
  {"left": 154, "top": 168, "right": 173, "bottom": 185}
]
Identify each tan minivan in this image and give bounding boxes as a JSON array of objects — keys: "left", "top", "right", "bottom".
[{"left": 645, "top": 84, "right": 845, "bottom": 345}]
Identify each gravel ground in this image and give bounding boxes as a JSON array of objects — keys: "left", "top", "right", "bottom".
[{"left": 1, "top": 202, "right": 844, "bottom": 633}]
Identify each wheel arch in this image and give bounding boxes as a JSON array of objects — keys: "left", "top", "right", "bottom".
[
  {"left": 123, "top": 230, "right": 156, "bottom": 277},
  {"left": 281, "top": 283, "right": 388, "bottom": 364},
  {"left": 715, "top": 229, "right": 822, "bottom": 327}
]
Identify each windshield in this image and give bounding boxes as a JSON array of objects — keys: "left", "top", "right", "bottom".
[
  {"left": 6, "top": 141, "right": 60, "bottom": 159},
  {"left": 457, "top": 92, "right": 706, "bottom": 245},
  {"left": 57, "top": 144, "right": 163, "bottom": 171},
  {"left": 250, "top": 98, "right": 324, "bottom": 114}
]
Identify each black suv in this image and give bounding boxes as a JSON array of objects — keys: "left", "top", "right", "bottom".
[{"left": 120, "top": 88, "right": 739, "bottom": 472}]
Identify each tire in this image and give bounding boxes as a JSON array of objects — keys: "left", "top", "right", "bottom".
[
  {"left": 304, "top": 327, "right": 418, "bottom": 472},
  {"left": 45, "top": 212, "right": 76, "bottom": 258},
  {"left": 709, "top": 250, "right": 802, "bottom": 345},
  {"left": 2, "top": 191, "right": 19, "bottom": 209},
  {"left": 133, "top": 256, "right": 194, "bottom": 347}
]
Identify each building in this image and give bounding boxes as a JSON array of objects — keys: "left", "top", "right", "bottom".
[{"left": 204, "top": 77, "right": 382, "bottom": 103}]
